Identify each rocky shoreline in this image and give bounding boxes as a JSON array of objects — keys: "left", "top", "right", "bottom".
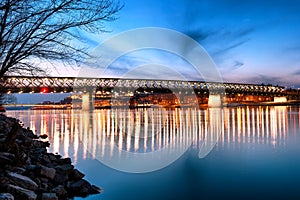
[{"left": 0, "top": 114, "right": 101, "bottom": 200}]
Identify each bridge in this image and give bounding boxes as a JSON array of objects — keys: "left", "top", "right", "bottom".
[
  {"left": 0, "top": 76, "right": 287, "bottom": 109},
  {"left": 0, "top": 76, "right": 284, "bottom": 93}
]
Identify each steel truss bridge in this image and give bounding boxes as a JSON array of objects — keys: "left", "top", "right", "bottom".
[{"left": 0, "top": 76, "right": 285, "bottom": 95}]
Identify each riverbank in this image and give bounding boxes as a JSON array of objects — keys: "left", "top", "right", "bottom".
[{"left": 0, "top": 114, "right": 101, "bottom": 200}]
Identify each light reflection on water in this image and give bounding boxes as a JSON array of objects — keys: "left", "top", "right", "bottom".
[
  {"left": 6, "top": 106, "right": 298, "bottom": 164},
  {"left": 6, "top": 106, "right": 300, "bottom": 199}
]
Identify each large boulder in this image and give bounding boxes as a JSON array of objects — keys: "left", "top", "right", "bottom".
[
  {"left": 7, "top": 172, "right": 38, "bottom": 190},
  {"left": 0, "top": 193, "right": 14, "bottom": 200},
  {"left": 53, "top": 171, "right": 68, "bottom": 185},
  {"left": 56, "top": 158, "right": 71, "bottom": 165},
  {"left": 0, "top": 152, "right": 15, "bottom": 165},
  {"left": 51, "top": 185, "right": 67, "bottom": 197},
  {"left": 3, "top": 184, "right": 37, "bottom": 200},
  {"left": 54, "top": 164, "right": 74, "bottom": 173},
  {"left": 69, "top": 169, "right": 85, "bottom": 181},
  {"left": 40, "top": 166, "right": 56, "bottom": 180},
  {"left": 68, "top": 179, "right": 101, "bottom": 197}
]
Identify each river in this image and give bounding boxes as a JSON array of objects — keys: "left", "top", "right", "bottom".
[{"left": 6, "top": 106, "right": 300, "bottom": 200}]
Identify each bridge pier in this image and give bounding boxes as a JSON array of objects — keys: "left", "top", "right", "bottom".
[
  {"left": 82, "top": 90, "right": 94, "bottom": 111},
  {"left": 274, "top": 96, "right": 287, "bottom": 103},
  {"left": 208, "top": 94, "right": 222, "bottom": 107}
]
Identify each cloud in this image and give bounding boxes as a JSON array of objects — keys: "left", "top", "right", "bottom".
[
  {"left": 215, "top": 27, "right": 254, "bottom": 39},
  {"left": 102, "top": 54, "right": 151, "bottom": 77},
  {"left": 184, "top": 29, "right": 214, "bottom": 42},
  {"left": 232, "top": 60, "right": 244, "bottom": 70},
  {"left": 97, "top": 49, "right": 211, "bottom": 81},
  {"left": 214, "top": 27, "right": 254, "bottom": 52},
  {"left": 213, "top": 39, "right": 250, "bottom": 56}
]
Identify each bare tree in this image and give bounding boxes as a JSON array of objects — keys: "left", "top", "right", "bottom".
[{"left": 0, "top": 0, "right": 122, "bottom": 77}]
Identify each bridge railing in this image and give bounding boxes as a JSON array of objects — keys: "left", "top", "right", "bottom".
[{"left": 0, "top": 76, "right": 285, "bottom": 95}]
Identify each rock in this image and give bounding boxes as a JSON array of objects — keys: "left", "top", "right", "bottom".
[
  {"left": 25, "top": 156, "right": 31, "bottom": 165},
  {"left": 0, "top": 152, "right": 15, "bottom": 165},
  {"left": 27, "top": 165, "right": 37, "bottom": 172},
  {"left": 41, "top": 182, "right": 48, "bottom": 190},
  {"left": 32, "top": 140, "right": 50, "bottom": 148},
  {"left": 54, "top": 164, "right": 74, "bottom": 173},
  {"left": 23, "top": 130, "right": 38, "bottom": 139},
  {"left": 40, "top": 166, "right": 56, "bottom": 180},
  {"left": 40, "top": 155, "right": 51, "bottom": 164},
  {"left": 57, "top": 158, "right": 71, "bottom": 165},
  {"left": 33, "top": 178, "right": 41, "bottom": 187},
  {"left": 0, "top": 115, "right": 102, "bottom": 199},
  {"left": 41, "top": 193, "right": 58, "bottom": 200},
  {"left": 51, "top": 185, "right": 67, "bottom": 197},
  {"left": 70, "top": 179, "right": 92, "bottom": 197},
  {"left": 39, "top": 177, "right": 48, "bottom": 183},
  {"left": 68, "top": 179, "right": 101, "bottom": 196},
  {"left": 47, "top": 154, "right": 57, "bottom": 162},
  {"left": 91, "top": 185, "right": 102, "bottom": 194},
  {"left": 53, "top": 171, "right": 68, "bottom": 185},
  {"left": 0, "top": 193, "right": 14, "bottom": 200},
  {"left": 69, "top": 179, "right": 91, "bottom": 193},
  {"left": 18, "top": 152, "right": 29, "bottom": 164},
  {"left": 69, "top": 169, "right": 85, "bottom": 181},
  {"left": 0, "top": 176, "right": 10, "bottom": 185},
  {"left": 11, "top": 167, "right": 26, "bottom": 174},
  {"left": 0, "top": 152, "right": 15, "bottom": 160},
  {"left": 7, "top": 172, "right": 38, "bottom": 190},
  {"left": 0, "top": 155, "right": 12, "bottom": 165},
  {"left": 54, "top": 154, "right": 61, "bottom": 159},
  {"left": 32, "top": 147, "right": 47, "bottom": 154},
  {"left": 4, "top": 184, "right": 37, "bottom": 200}
]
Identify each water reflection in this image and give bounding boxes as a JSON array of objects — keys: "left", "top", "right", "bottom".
[{"left": 6, "top": 106, "right": 300, "bottom": 168}]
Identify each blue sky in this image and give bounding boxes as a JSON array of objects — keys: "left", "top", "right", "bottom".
[
  {"left": 15, "top": 0, "right": 300, "bottom": 104},
  {"left": 66, "top": 0, "right": 300, "bottom": 88}
]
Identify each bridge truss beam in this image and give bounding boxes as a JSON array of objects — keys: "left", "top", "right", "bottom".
[{"left": 0, "top": 76, "right": 285, "bottom": 95}]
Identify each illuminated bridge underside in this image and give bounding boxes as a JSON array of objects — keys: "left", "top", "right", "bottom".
[{"left": 0, "top": 76, "right": 284, "bottom": 95}]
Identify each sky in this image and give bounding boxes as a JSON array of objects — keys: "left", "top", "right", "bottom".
[
  {"left": 62, "top": 0, "right": 300, "bottom": 88},
  {"left": 15, "top": 0, "right": 300, "bottom": 103}
]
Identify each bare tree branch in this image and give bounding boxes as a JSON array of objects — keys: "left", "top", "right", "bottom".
[{"left": 0, "top": 0, "right": 122, "bottom": 76}]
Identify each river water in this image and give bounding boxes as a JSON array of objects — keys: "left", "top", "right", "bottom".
[{"left": 6, "top": 106, "right": 300, "bottom": 200}]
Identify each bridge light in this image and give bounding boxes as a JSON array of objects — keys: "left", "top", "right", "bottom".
[{"left": 40, "top": 87, "right": 49, "bottom": 93}]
